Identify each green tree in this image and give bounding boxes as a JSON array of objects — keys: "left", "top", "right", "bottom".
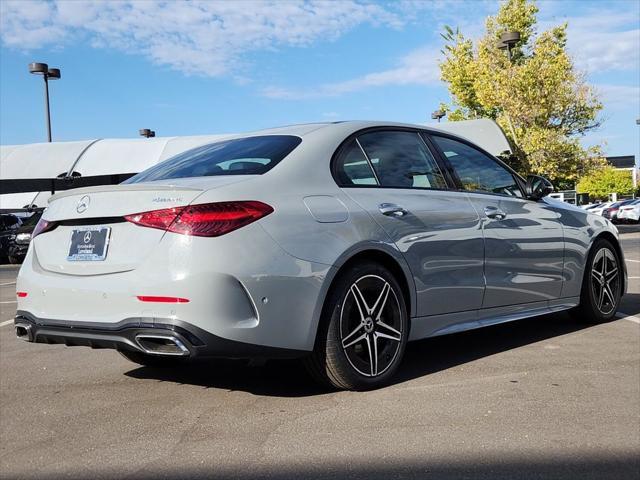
[
  {"left": 577, "top": 167, "right": 634, "bottom": 200},
  {"left": 439, "top": 0, "right": 606, "bottom": 183}
]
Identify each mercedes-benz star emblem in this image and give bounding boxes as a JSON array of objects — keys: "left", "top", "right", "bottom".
[
  {"left": 77, "top": 195, "right": 90, "bottom": 214},
  {"left": 83, "top": 231, "right": 92, "bottom": 243}
]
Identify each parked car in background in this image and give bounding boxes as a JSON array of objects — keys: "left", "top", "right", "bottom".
[
  {"left": 602, "top": 199, "right": 637, "bottom": 223},
  {"left": 0, "top": 213, "right": 23, "bottom": 263},
  {"left": 3, "top": 210, "right": 43, "bottom": 264},
  {"left": 581, "top": 203, "right": 602, "bottom": 211},
  {"left": 617, "top": 199, "right": 640, "bottom": 224},
  {"left": 14, "top": 121, "right": 627, "bottom": 390},
  {"left": 588, "top": 202, "right": 615, "bottom": 216}
]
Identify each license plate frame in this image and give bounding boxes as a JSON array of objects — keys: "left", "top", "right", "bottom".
[{"left": 67, "top": 226, "right": 111, "bottom": 262}]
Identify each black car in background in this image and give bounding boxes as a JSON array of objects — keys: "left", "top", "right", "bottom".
[
  {"left": 0, "top": 211, "right": 42, "bottom": 264},
  {"left": 0, "top": 214, "right": 23, "bottom": 264}
]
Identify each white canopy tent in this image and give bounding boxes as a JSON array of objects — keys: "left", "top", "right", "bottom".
[{"left": 0, "top": 135, "right": 231, "bottom": 210}]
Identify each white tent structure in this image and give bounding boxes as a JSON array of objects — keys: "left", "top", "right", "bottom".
[
  {"left": 0, "top": 134, "right": 231, "bottom": 210},
  {"left": 426, "top": 118, "right": 513, "bottom": 158},
  {"left": 0, "top": 119, "right": 512, "bottom": 211}
]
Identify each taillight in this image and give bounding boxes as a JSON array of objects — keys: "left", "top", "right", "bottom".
[
  {"left": 32, "top": 218, "right": 57, "bottom": 239},
  {"left": 124, "top": 201, "right": 273, "bottom": 237}
]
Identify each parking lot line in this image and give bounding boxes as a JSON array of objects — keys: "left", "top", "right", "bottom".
[
  {"left": 0, "top": 319, "right": 14, "bottom": 328},
  {"left": 616, "top": 312, "right": 640, "bottom": 324},
  {"left": 0, "top": 282, "right": 16, "bottom": 286},
  {"left": 626, "top": 259, "right": 640, "bottom": 263},
  {"left": 0, "top": 301, "right": 17, "bottom": 304}
]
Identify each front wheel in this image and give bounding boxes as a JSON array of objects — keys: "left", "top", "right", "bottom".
[
  {"left": 572, "top": 239, "right": 622, "bottom": 323},
  {"left": 305, "top": 261, "right": 409, "bottom": 391}
]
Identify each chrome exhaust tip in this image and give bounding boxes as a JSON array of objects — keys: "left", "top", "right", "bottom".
[
  {"left": 15, "top": 323, "right": 33, "bottom": 342},
  {"left": 135, "top": 334, "right": 190, "bottom": 356}
]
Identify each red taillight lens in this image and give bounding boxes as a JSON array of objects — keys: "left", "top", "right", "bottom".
[
  {"left": 17, "top": 291, "right": 28, "bottom": 298},
  {"left": 32, "top": 218, "right": 57, "bottom": 239},
  {"left": 124, "top": 201, "right": 273, "bottom": 237},
  {"left": 125, "top": 207, "right": 183, "bottom": 231}
]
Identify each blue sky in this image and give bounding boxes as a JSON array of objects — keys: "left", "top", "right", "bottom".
[{"left": 1, "top": 0, "right": 638, "bottom": 162}]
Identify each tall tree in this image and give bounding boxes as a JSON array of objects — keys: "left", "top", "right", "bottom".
[{"left": 439, "top": 0, "right": 605, "bottom": 183}]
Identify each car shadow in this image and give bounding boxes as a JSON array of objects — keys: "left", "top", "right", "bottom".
[
  {"left": 619, "top": 292, "right": 640, "bottom": 316},
  {"left": 125, "top": 310, "right": 602, "bottom": 397}
]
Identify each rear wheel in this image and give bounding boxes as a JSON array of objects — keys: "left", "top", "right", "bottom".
[
  {"left": 572, "top": 238, "right": 622, "bottom": 323},
  {"left": 305, "top": 261, "right": 408, "bottom": 390},
  {"left": 119, "top": 350, "right": 189, "bottom": 368}
]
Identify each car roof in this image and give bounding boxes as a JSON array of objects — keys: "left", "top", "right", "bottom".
[{"left": 243, "top": 120, "right": 473, "bottom": 139}]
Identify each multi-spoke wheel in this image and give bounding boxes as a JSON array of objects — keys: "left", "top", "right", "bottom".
[
  {"left": 305, "top": 261, "right": 408, "bottom": 390},
  {"left": 572, "top": 238, "right": 622, "bottom": 323}
]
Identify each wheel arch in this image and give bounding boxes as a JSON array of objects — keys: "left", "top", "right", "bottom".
[{"left": 307, "top": 244, "right": 416, "bottom": 350}]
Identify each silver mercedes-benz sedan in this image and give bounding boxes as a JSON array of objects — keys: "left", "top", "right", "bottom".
[{"left": 15, "top": 121, "right": 626, "bottom": 390}]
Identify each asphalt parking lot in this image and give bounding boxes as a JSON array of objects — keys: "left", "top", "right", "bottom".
[{"left": 1, "top": 229, "right": 638, "bottom": 480}]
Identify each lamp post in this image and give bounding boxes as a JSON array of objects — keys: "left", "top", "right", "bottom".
[
  {"left": 431, "top": 110, "right": 445, "bottom": 123},
  {"left": 139, "top": 129, "right": 156, "bottom": 138},
  {"left": 498, "top": 31, "right": 521, "bottom": 62},
  {"left": 28, "top": 62, "right": 61, "bottom": 143}
]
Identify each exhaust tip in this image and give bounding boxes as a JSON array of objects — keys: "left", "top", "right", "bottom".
[
  {"left": 15, "top": 323, "right": 33, "bottom": 342},
  {"left": 135, "top": 334, "right": 190, "bottom": 356}
]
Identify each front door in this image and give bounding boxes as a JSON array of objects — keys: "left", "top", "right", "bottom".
[{"left": 430, "top": 134, "right": 564, "bottom": 308}]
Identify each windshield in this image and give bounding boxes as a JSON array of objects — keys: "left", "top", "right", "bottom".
[{"left": 125, "top": 135, "right": 302, "bottom": 183}]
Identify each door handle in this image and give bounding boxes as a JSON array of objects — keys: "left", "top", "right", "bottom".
[
  {"left": 379, "top": 203, "right": 408, "bottom": 217},
  {"left": 484, "top": 206, "right": 507, "bottom": 220}
]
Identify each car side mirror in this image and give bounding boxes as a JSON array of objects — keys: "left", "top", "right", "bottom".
[{"left": 525, "top": 175, "right": 554, "bottom": 201}]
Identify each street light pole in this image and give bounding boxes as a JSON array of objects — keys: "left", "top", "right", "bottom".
[
  {"left": 29, "top": 62, "right": 61, "bottom": 143},
  {"left": 431, "top": 110, "right": 445, "bottom": 123},
  {"left": 43, "top": 73, "right": 51, "bottom": 142}
]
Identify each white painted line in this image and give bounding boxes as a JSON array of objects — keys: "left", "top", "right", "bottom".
[
  {"left": 629, "top": 276, "right": 640, "bottom": 280},
  {"left": 0, "top": 282, "right": 16, "bottom": 286},
  {"left": 0, "top": 301, "right": 17, "bottom": 304},
  {"left": 616, "top": 312, "right": 640, "bottom": 324},
  {"left": 0, "top": 319, "right": 14, "bottom": 327},
  {"left": 626, "top": 259, "right": 640, "bottom": 263}
]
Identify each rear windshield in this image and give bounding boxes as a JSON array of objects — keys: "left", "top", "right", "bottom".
[{"left": 125, "top": 135, "right": 301, "bottom": 183}]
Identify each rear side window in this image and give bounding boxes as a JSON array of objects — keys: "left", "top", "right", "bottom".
[
  {"left": 357, "top": 131, "right": 447, "bottom": 189},
  {"left": 432, "top": 136, "right": 523, "bottom": 197},
  {"left": 125, "top": 135, "right": 301, "bottom": 183},
  {"left": 334, "top": 140, "right": 378, "bottom": 186}
]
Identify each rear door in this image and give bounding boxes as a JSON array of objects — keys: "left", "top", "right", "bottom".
[
  {"left": 335, "top": 129, "right": 485, "bottom": 319},
  {"left": 429, "top": 134, "right": 564, "bottom": 308}
]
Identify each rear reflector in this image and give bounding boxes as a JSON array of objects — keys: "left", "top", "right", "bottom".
[
  {"left": 125, "top": 201, "right": 273, "bottom": 237},
  {"left": 136, "top": 296, "right": 190, "bottom": 303},
  {"left": 16, "top": 291, "right": 28, "bottom": 298}
]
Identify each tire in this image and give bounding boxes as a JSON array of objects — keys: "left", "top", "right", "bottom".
[
  {"left": 571, "top": 238, "right": 623, "bottom": 324},
  {"left": 7, "top": 255, "right": 22, "bottom": 265},
  {"left": 119, "top": 350, "right": 189, "bottom": 368},
  {"left": 305, "top": 260, "right": 409, "bottom": 391}
]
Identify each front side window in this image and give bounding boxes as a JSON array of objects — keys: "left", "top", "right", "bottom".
[
  {"left": 358, "top": 131, "right": 447, "bottom": 189},
  {"left": 125, "top": 135, "right": 301, "bottom": 183},
  {"left": 432, "top": 136, "right": 522, "bottom": 197}
]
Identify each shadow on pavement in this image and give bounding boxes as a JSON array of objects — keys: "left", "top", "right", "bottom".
[
  {"left": 126, "top": 311, "right": 596, "bottom": 397},
  {"left": 28, "top": 453, "right": 640, "bottom": 480},
  {"left": 619, "top": 293, "right": 640, "bottom": 316}
]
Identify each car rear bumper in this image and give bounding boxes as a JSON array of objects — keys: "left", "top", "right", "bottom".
[{"left": 14, "top": 310, "right": 307, "bottom": 359}]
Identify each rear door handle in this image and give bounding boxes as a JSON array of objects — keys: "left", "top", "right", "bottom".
[
  {"left": 484, "top": 206, "right": 507, "bottom": 220},
  {"left": 379, "top": 203, "right": 408, "bottom": 217}
]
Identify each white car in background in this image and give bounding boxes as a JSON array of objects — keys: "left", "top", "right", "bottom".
[
  {"left": 617, "top": 199, "right": 640, "bottom": 223},
  {"left": 588, "top": 202, "right": 615, "bottom": 216}
]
